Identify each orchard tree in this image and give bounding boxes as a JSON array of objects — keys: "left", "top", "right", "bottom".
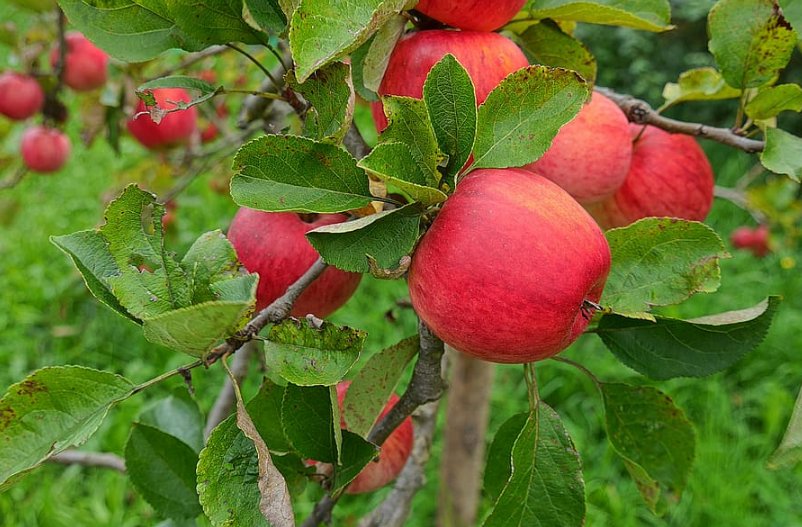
[{"left": 0, "top": 0, "right": 801, "bottom": 526}]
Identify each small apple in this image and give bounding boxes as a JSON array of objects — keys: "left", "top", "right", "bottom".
[
  {"left": 409, "top": 168, "right": 611, "bottom": 363},
  {"left": 731, "top": 225, "right": 770, "bottom": 258},
  {"left": 413, "top": 0, "right": 526, "bottom": 31},
  {"left": 524, "top": 92, "right": 632, "bottom": 205},
  {"left": 372, "top": 30, "right": 529, "bottom": 131},
  {"left": 588, "top": 125, "right": 714, "bottom": 229},
  {"left": 227, "top": 209, "right": 362, "bottom": 316},
  {"left": 20, "top": 125, "right": 71, "bottom": 173},
  {"left": 50, "top": 32, "right": 108, "bottom": 92},
  {"left": 0, "top": 72, "right": 44, "bottom": 120},
  {"left": 127, "top": 87, "right": 198, "bottom": 150}
]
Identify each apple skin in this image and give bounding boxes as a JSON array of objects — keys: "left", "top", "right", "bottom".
[
  {"left": 20, "top": 126, "right": 71, "bottom": 173},
  {"left": 227, "top": 209, "right": 362, "bottom": 317},
  {"left": 731, "top": 225, "right": 770, "bottom": 258},
  {"left": 413, "top": 0, "right": 527, "bottom": 31},
  {"left": 409, "top": 168, "right": 611, "bottom": 363},
  {"left": 588, "top": 125, "right": 714, "bottom": 229},
  {"left": 127, "top": 88, "right": 198, "bottom": 150},
  {"left": 50, "top": 32, "right": 108, "bottom": 92},
  {"left": 0, "top": 72, "right": 44, "bottom": 121},
  {"left": 371, "top": 30, "right": 529, "bottom": 131},
  {"left": 523, "top": 92, "right": 632, "bottom": 205}
]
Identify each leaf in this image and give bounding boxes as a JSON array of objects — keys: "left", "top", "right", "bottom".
[
  {"left": 139, "top": 389, "right": 204, "bottom": 453},
  {"left": 329, "top": 430, "right": 380, "bottom": 493},
  {"left": 483, "top": 412, "right": 529, "bottom": 502},
  {"left": 601, "top": 383, "right": 695, "bottom": 514},
  {"left": 358, "top": 143, "right": 448, "bottom": 205},
  {"left": 597, "top": 297, "right": 781, "bottom": 380},
  {"left": 528, "top": 0, "right": 672, "bottom": 32},
  {"left": 761, "top": 127, "right": 802, "bottom": 181},
  {"left": 263, "top": 318, "right": 366, "bottom": 386},
  {"left": 247, "top": 381, "right": 294, "bottom": 453},
  {"left": 745, "top": 84, "right": 802, "bottom": 119},
  {"left": 380, "top": 96, "right": 442, "bottom": 187},
  {"left": 167, "top": 0, "right": 268, "bottom": 49},
  {"left": 244, "top": 0, "right": 287, "bottom": 34},
  {"left": 288, "top": 62, "right": 355, "bottom": 142},
  {"left": 306, "top": 204, "right": 422, "bottom": 273},
  {"left": 362, "top": 14, "right": 407, "bottom": 92},
  {"left": 351, "top": 38, "right": 380, "bottom": 102},
  {"left": 180, "top": 230, "right": 244, "bottom": 304},
  {"left": 125, "top": 423, "right": 202, "bottom": 520},
  {"left": 423, "top": 54, "right": 477, "bottom": 185},
  {"left": 779, "top": 0, "right": 802, "bottom": 39},
  {"left": 769, "top": 383, "right": 802, "bottom": 468},
  {"left": 342, "top": 335, "right": 418, "bottom": 437},
  {"left": 602, "top": 218, "right": 728, "bottom": 318},
  {"left": 517, "top": 20, "right": 597, "bottom": 84},
  {"left": 661, "top": 67, "right": 743, "bottom": 107},
  {"left": 708, "top": 0, "right": 797, "bottom": 89},
  {"left": 138, "top": 75, "right": 216, "bottom": 96},
  {"left": 230, "top": 135, "right": 373, "bottom": 213},
  {"left": 483, "top": 403, "right": 585, "bottom": 527},
  {"left": 0, "top": 366, "right": 134, "bottom": 487},
  {"left": 281, "top": 384, "right": 336, "bottom": 462},
  {"left": 472, "top": 65, "right": 589, "bottom": 170}
]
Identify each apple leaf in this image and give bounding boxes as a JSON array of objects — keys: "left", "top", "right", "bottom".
[
  {"left": 263, "top": 318, "right": 366, "bottom": 386},
  {"left": 362, "top": 14, "right": 407, "bottom": 92},
  {"left": 472, "top": 65, "right": 589, "bottom": 170},
  {"left": 380, "top": 96, "right": 442, "bottom": 187},
  {"left": 306, "top": 204, "right": 423, "bottom": 273},
  {"left": 139, "top": 389, "right": 204, "bottom": 453},
  {"left": 601, "top": 383, "right": 695, "bottom": 515},
  {"left": 136, "top": 76, "right": 220, "bottom": 112},
  {"left": 0, "top": 366, "right": 134, "bottom": 488},
  {"left": 516, "top": 20, "right": 598, "bottom": 84},
  {"left": 708, "top": 0, "right": 797, "bottom": 90},
  {"left": 125, "top": 423, "right": 202, "bottom": 520},
  {"left": 167, "top": 0, "right": 269, "bottom": 49},
  {"left": 180, "top": 230, "right": 244, "bottom": 304},
  {"left": 483, "top": 412, "right": 529, "bottom": 503},
  {"left": 769, "top": 383, "right": 802, "bottom": 468},
  {"left": 230, "top": 134, "right": 373, "bottom": 213},
  {"left": 779, "top": 0, "right": 802, "bottom": 39},
  {"left": 247, "top": 381, "right": 294, "bottom": 454},
  {"left": 601, "top": 218, "right": 728, "bottom": 318},
  {"left": 244, "top": 0, "right": 287, "bottom": 34},
  {"left": 351, "top": 37, "right": 380, "bottom": 102},
  {"left": 358, "top": 143, "right": 448, "bottom": 205},
  {"left": 483, "top": 402, "right": 585, "bottom": 527},
  {"left": 661, "top": 67, "right": 742, "bottom": 108},
  {"left": 287, "top": 62, "right": 355, "bottom": 143},
  {"left": 760, "top": 127, "right": 802, "bottom": 182},
  {"left": 281, "top": 384, "right": 338, "bottom": 462},
  {"left": 597, "top": 296, "right": 780, "bottom": 380},
  {"left": 745, "top": 84, "right": 802, "bottom": 120},
  {"left": 329, "top": 429, "right": 381, "bottom": 493},
  {"left": 528, "top": 0, "right": 672, "bottom": 32}
]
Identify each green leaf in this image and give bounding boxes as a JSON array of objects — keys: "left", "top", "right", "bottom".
[
  {"left": 761, "top": 127, "right": 802, "bottom": 181},
  {"left": 779, "top": 0, "right": 802, "bottom": 39},
  {"left": 661, "top": 67, "right": 742, "bottom": 107},
  {"left": 423, "top": 54, "right": 477, "bottom": 185},
  {"left": 139, "top": 389, "right": 204, "bottom": 453},
  {"left": 708, "top": 0, "right": 797, "bottom": 89},
  {"left": 138, "top": 75, "right": 216, "bottom": 96},
  {"left": 769, "top": 383, "right": 802, "bottom": 468},
  {"left": 362, "top": 14, "right": 407, "bottom": 92},
  {"left": 0, "top": 366, "right": 134, "bottom": 487},
  {"left": 358, "top": 144, "right": 448, "bottom": 205},
  {"left": 343, "top": 335, "right": 418, "bottom": 437},
  {"left": 528, "top": 0, "right": 672, "bottom": 32},
  {"left": 180, "top": 230, "right": 244, "bottom": 304},
  {"left": 230, "top": 135, "right": 373, "bottom": 213},
  {"left": 601, "top": 383, "right": 695, "bottom": 514},
  {"left": 380, "top": 96, "right": 442, "bottom": 187},
  {"left": 288, "top": 62, "right": 355, "bottom": 142},
  {"left": 597, "top": 297, "right": 780, "bottom": 380},
  {"left": 281, "top": 384, "right": 336, "bottom": 462},
  {"left": 244, "top": 0, "right": 287, "bottom": 34},
  {"left": 167, "top": 0, "right": 268, "bottom": 49},
  {"left": 330, "top": 430, "right": 380, "bottom": 492},
  {"left": 351, "top": 37, "right": 380, "bottom": 102},
  {"left": 483, "top": 412, "right": 529, "bottom": 502},
  {"left": 248, "top": 381, "right": 293, "bottom": 453},
  {"left": 483, "top": 403, "right": 585, "bottom": 527},
  {"left": 307, "top": 204, "right": 422, "bottom": 273},
  {"left": 125, "top": 423, "right": 202, "bottom": 520},
  {"left": 263, "top": 318, "right": 366, "bottom": 386},
  {"left": 745, "top": 84, "right": 802, "bottom": 120},
  {"left": 517, "top": 20, "right": 598, "bottom": 84},
  {"left": 602, "top": 218, "right": 728, "bottom": 318},
  {"left": 289, "top": 0, "right": 408, "bottom": 82},
  {"left": 472, "top": 65, "right": 589, "bottom": 170}
]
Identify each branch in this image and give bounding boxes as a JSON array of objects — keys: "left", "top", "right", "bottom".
[
  {"left": 48, "top": 450, "right": 126, "bottom": 473},
  {"left": 204, "top": 340, "right": 259, "bottom": 439},
  {"left": 343, "top": 123, "right": 371, "bottom": 159},
  {"left": 596, "top": 87, "right": 765, "bottom": 153}
]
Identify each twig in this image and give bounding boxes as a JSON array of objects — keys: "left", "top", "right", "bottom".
[
  {"left": 343, "top": 123, "right": 371, "bottom": 159},
  {"left": 48, "top": 450, "right": 126, "bottom": 473},
  {"left": 145, "top": 45, "right": 229, "bottom": 82},
  {"left": 0, "top": 167, "right": 28, "bottom": 190},
  {"left": 714, "top": 185, "right": 767, "bottom": 223},
  {"left": 226, "top": 43, "right": 280, "bottom": 86},
  {"left": 204, "top": 340, "right": 258, "bottom": 439}
]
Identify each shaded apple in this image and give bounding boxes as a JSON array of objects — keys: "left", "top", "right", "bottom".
[
  {"left": 50, "top": 32, "right": 108, "bottom": 92},
  {"left": 0, "top": 72, "right": 44, "bottom": 120},
  {"left": 127, "top": 87, "right": 198, "bottom": 150},
  {"left": 409, "top": 168, "right": 611, "bottom": 363},
  {"left": 227, "top": 209, "right": 362, "bottom": 317},
  {"left": 413, "top": 0, "right": 526, "bottom": 31},
  {"left": 731, "top": 224, "right": 771, "bottom": 258},
  {"left": 20, "top": 125, "right": 70, "bottom": 173}
]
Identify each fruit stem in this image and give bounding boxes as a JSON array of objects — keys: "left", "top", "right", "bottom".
[
  {"left": 523, "top": 362, "right": 539, "bottom": 412},
  {"left": 551, "top": 356, "right": 601, "bottom": 388}
]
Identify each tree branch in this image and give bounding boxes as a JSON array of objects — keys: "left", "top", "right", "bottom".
[
  {"left": 343, "top": 124, "right": 371, "bottom": 159},
  {"left": 204, "top": 340, "right": 259, "bottom": 439},
  {"left": 48, "top": 450, "right": 126, "bottom": 473}
]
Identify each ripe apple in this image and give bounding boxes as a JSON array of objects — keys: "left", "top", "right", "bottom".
[
  {"left": 50, "top": 32, "right": 108, "bottom": 92},
  {"left": 588, "top": 125, "right": 714, "bottom": 229},
  {"left": 20, "top": 126, "right": 71, "bottom": 173},
  {"left": 523, "top": 92, "right": 632, "bottom": 205},
  {"left": 372, "top": 30, "right": 529, "bottom": 131},
  {"left": 0, "top": 72, "right": 44, "bottom": 120},
  {"left": 731, "top": 225, "right": 770, "bottom": 258},
  {"left": 227, "top": 209, "right": 362, "bottom": 316},
  {"left": 409, "top": 168, "right": 611, "bottom": 363},
  {"left": 413, "top": 0, "right": 526, "bottom": 31},
  {"left": 127, "top": 87, "right": 198, "bottom": 150}
]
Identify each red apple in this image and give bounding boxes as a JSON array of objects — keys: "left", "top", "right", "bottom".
[
  {"left": 127, "top": 87, "right": 198, "bottom": 150},
  {"left": 731, "top": 225, "right": 770, "bottom": 258},
  {"left": 372, "top": 30, "right": 529, "bottom": 131},
  {"left": 20, "top": 126, "right": 71, "bottom": 173},
  {"left": 201, "top": 104, "right": 228, "bottom": 143},
  {"left": 414, "top": 0, "right": 526, "bottom": 31},
  {"left": 523, "top": 92, "right": 632, "bottom": 205},
  {"left": 409, "top": 168, "right": 611, "bottom": 363},
  {"left": 50, "top": 32, "right": 108, "bottom": 92},
  {"left": 0, "top": 72, "right": 44, "bottom": 120},
  {"left": 588, "top": 125, "right": 714, "bottom": 229},
  {"left": 227, "top": 209, "right": 362, "bottom": 317}
]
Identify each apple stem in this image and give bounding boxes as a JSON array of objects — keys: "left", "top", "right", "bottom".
[{"left": 523, "top": 362, "right": 539, "bottom": 411}]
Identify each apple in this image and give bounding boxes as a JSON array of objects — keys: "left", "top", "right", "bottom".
[
  {"left": 731, "top": 225, "right": 770, "bottom": 258},
  {"left": 413, "top": 0, "right": 526, "bottom": 31},
  {"left": 127, "top": 87, "right": 198, "bottom": 150},
  {"left": 162, "top": 200, "right": 177, "bottom": 231},
  {"left": 50, "top": 32, "right": 108, "bottom": 92},
  {"left": 20, "top": 126, "right": 71, "bottom": 173},
  {"left": 588, "top": 125, "right": 714, "bottom": 229},
  {"left": 227, "top": 209, "right": 362, "bottom": 316},
  {"left": 523, "top": 92, "right": 632, "bottom": 205},
  {"left": 372, "top": 30, "right": 529, "bottom": 131},
  {"left": 409, "top": 168, "right": 611, "bottom": 363},
  {"left": 201, "top": 104, "right": 228, "bottom": 143},
  {"left": 0, "top": 72, "right": 44, "bottom": 121}
]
